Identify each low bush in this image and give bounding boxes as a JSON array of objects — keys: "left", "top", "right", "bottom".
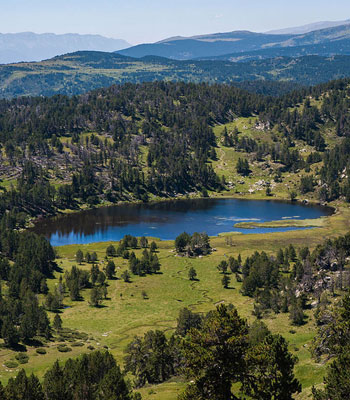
[
  {"left": 57, "top": 344, "right": 72, "bottom": 353},
  {"left": 4, "top": 361, "right": 18, "bottom": 369},
  {"left": 15, "top": 353, "right": 29, "bottom": 364},
  {"left": 71, "top": 342, "right": 84, "bottom": 347}
]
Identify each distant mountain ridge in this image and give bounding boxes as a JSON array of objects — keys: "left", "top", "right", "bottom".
[
  {"left": 266, "top": 19, "right": 350, "bottom": 35},
  {"left": 2, "top": 50, "right": 350, "bottom": 99},
  {"left": 198, "top": 38, "right": 350, "bottom": 62},
  {"left": 0, "top": 32, "right": 130, "bottom": 64},
  {"left": 118, "top": 22, "right": 350, "bottom": 60}
]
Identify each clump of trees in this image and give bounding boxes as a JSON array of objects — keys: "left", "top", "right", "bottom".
[
  {"left": 175, "top": 232, "right": 211, "bottom": 256},
  {"left": 236, "top": 157, "right": 251, "bottom": 176},
  {"left": 311, "top": 293, "right": 350, "bottom": 399},
  {"left": 0, "top": 350, "right": 140, "bottom": 400},
  {"left": 124, "top": 304, "right": 301, "bottom": 399},
  {"left": 0, "top": 231, "right": 56, "bottom": 348},
  {"left": 128, "top": 250, "right": 160, "bottom": 276}
]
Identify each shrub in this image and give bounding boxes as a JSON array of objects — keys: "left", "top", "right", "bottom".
[
  {"left": 57, "top": 344, "right": 72, "bottom": 352},
  {"left": 71, "top": 342, "right": 84, "bottom": 347},
  {"left": 4, "top": 361, "right": 18, "bottom": 368},
  {"left": 15, "top": 353, "right": 29, "bottom": 364},
  {"left": 36, "top": 348, "right": 47, "bottom": 355}
]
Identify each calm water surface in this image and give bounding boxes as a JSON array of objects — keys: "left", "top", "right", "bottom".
[{"left": 32, "top": 198, "right": 332, "bottom": 246}]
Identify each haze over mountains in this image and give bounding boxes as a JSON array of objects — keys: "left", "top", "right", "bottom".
[
  {"left": 0, "top": 32, "right": 130, "bottom": 64},
  {"left": 2, "top": 19, "right": 350, "bottom": 99},
  {"left": 118, "top": 21, "right": 350, "bottom": 60},
  {"left": 265, "top": 19, "right": 350, "bottom": 35}
]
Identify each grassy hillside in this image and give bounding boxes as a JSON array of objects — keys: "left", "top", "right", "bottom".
[{"left": 3, "top": 51, "right": 350, "bottom": 98}]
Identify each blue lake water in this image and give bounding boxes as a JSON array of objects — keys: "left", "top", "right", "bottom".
[{"left": 32, "top": 198, "right": 333, "bottom": 246}]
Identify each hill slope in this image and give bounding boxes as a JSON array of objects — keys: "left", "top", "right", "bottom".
[{"left": 2, "top": 51, "right": 350, "bottom": 98}]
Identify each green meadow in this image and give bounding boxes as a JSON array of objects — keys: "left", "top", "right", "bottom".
[
  {"left": 0, "top": 200, "right": 349, "bottom": 399},
  {"left": 1, "top": 116, "right": 349, "bottom": 399}
]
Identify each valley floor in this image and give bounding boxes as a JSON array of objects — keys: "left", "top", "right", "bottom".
[{"left": 1, "top": 200, "right": 349, "bottom": 399}]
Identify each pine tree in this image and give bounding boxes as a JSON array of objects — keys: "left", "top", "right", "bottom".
[
  {"left": 188, "top": 267, "right": 197, "bottom": 281},
  {"left": 106, "top": 260, "right": 116, "bottom": 279},
  {"left": 76, "top": 249, "right": 83, "bottom": 264},
  {"left": 90, "top": 287, "right": 102, "bottom": 307},
  {"left": 53, "top": 314, "right": 62, "bottom": 331},
  {"left": 242, "top": 334, "right": 301, "bottom": 399}
]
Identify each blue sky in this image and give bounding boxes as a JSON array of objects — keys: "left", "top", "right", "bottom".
[{"left": 1, "top": 0, "right": 350, "bottom": 44}]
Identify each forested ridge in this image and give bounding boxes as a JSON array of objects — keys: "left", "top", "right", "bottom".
[
  {"left": 1, "top": 78, "right": 350, "bottom": 220},
  {"left": 3, "top": 51, "right": 350, "bottom": 98}
]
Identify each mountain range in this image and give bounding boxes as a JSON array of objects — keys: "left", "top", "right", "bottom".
[
  {"left": 265, "top": 19, "right": 350, "bottom": 34},
  {"left": 118, "top": 22, "right": 350, "bottom": 60},
  {"left": 0, "top": 32, "right": 130, "bottom": 64},
  {"left": 2, "top": 20, "right": 350, "bottom": 99}
]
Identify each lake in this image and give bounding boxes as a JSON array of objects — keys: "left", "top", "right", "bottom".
[{"left": 31, "top": 198, "right": 333, "bottom": 246}]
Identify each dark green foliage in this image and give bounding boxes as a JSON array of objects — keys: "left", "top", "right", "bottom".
[
  {"left": 248, "top": 320, "right": 270, "bottom": 346},
  {"left": 90, "top": 287, "right": 103, "bottom": 307},
  {"left": 128, "top": 250, "right": 160, "bottom": 276},
  {"left": 242, "top": 334, "right": 301, "bottom": 399},
  {"left": 221, "top": 275, "right": 231, "bottom": 289},
  {"left": 5, "top": 369, "right": 44, "bottom": 400},
  {"left": 121, "top": 270, "right": 131, "bottom": 283},
  {"left": 289, "top": 299, "right": 306, "bottom": 326},
  {"left": 1, "top": 316, "right": 19, "bottom": 347},
  {"left": 312, "top": 352, "right": 350, "bottom": 400},
  {"left": 174, "top": 232, "right": 211, "bottom": 256},
  {"left": 175, "top": 232, "right": 191, "bottom": 253},
  {"left": 41, "top": 351, "right": 135, "bottom": 400},
  {"left": 90, "top": 264, "right": 100, "bottom": 286},
  {"left": 217, "top": 260, "right": 228, "bottom": 274},
  {"left": 228, "top": 256, "right": 240, "bottom": 273},
  {"left": 91, "top": 252, "right": 98, "bottom": 263},
  {"left": 65, "top": 265, "right": 89, "bottom": 300},
  {"left": 150, "top": 241, "right": 157, "bottom": 253},
  {"left": 106, "top": 260, "right": 116, "bottom": 279},
  {"left": 180, "top": 304, "right": 300, "bottom": 400},
  {"left": 188, "top": 267, "right": 197, "bottom": 281},
  {"left": 236, "top": 157, "right": 250, "bottom": 176},
  {"left": 300, "top": 175, "right": 315, "bottom": 194},
  {"left": 139, "top": 236, "right": 148, "bottom": 248},
  {"left": 76, "top": 249, "right": 84, "bottom": 264},
  {"left": 181, "top": 304, "right": 249, "bottom": 400},
  {"left": 4, "top": 361, "right": 18, "bottom": 369},
  {"left": 313, "top": 293, "right": 350, "bottom": 359},
  {"left": 241, "top": 251, "right": 279, "bottom": 297},
  {"left": 15, "top": 352, "right": 29, "bottom": 364},
  {"left": 57, "top": 344, "right": 72, "bottom": 353},
  {"left": 53, "top": 314, "right": 62, "bottom": 331},
  {"left": 124, "top": 330, "right": 178, "bottom": 387},
  {"left": 176, "top": 308, "right": 202, "bottom": 337},
  {"left": 106, "top": 244, "right": 117, "bottom": 257}
]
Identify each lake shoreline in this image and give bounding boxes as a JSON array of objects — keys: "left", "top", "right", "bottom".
[{"left": 30, "top": 196, "right": 336, "bottom": 247}]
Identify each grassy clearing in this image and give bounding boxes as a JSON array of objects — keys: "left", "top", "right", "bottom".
[{"left": 1, "top": 202, "right": 349, "bottom": 397}]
